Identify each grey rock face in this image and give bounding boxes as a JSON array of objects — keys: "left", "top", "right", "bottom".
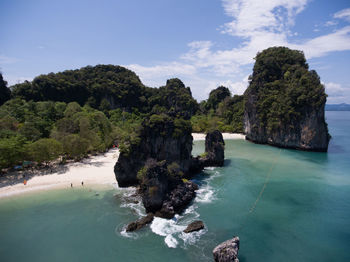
[
  {"left": 213, "top": 236, "right": 240, "bottom": 262},
  {"left": 203, "top": 130, "right": 225, "bottom": 166},
  {"left": 183, "top": 220, "right": 204, "bottom": 233},
  {"left": 244, "top": 100, "right": 329, "bottom": 151},
  {"left": 125, "top": 213, "right": 154, "bottom": 232},
  {"left": 114, "top": 116, "right": 193, "bottom": 187}
]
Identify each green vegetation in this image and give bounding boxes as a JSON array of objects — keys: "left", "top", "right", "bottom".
[
  {"left": 245, "top": 46, "right": 327, "bottom": 132},
  {"left": 0, "top": 64, "right": 247, "bottom": 170},
  {"left": 11, "top": 65, "right": 149, "bottom": 112},
  {"left": 0, "top": 73, "right": 11, "bottom": 106},
  {"left": 191, "top": 87, "right": 245, "bottom": 133},
  {"left": 0, "top": 99, "right": 117, "bottom": 169}
]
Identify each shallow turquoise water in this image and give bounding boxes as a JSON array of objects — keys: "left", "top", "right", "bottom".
[{"left": 1, "top": 111, "right": 350, "bottom": 261}]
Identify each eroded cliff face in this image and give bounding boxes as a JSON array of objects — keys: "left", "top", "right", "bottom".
[
  {"left": 114, "top": 114, "right": 193, "bottom": 187},
  {"left": 244, "top": 47, "right": 330, "bottom": 152},
  {"left": 114, "top": 115, "right": 225, "bottom": 219}
]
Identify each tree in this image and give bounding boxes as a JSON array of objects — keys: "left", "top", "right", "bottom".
[
  {"left": 206, "top": 86, "right": 231, "bottom": 111},
  {"left": 61, "top": 134, "right": 89, "bottom": 159},
  {"left": 0, "top": 135, "right": 27, "bottom": 169},
  {"left": 0, "top": 73, "right": 11, "bottom": 106},
  {"left": 26, "top": 138, "right": 63, "bottom": 165}
]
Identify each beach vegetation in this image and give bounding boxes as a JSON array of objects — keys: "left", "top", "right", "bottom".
[{"left": 26, "top": 138, "right": 63, "bottom": 165}]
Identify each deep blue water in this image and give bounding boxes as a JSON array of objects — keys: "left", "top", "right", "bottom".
[{"left": 0, "top": 111, "right": 349, "bottom": 261}]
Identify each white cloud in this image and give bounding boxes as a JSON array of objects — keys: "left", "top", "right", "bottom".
[
  {"left": 219, "top": 76, "right": 250, "bottom": 96},
  {"left": 3, "top": 75, "right": 33, "bottom": 86},
  {"left": 126, "top": 0, "right": 350, "bottom": 102},
  {"left": 324, "top": 82, "right": 350, "bottom": 104},
  {"left": 221, "top": 0, "right": 307, "bottom": 37},
  {"left": 334, "top": 8, "right": 350, "bottom": 22},
  {"left": 291, "top": 26, "right": 350, "bottom": 58}
]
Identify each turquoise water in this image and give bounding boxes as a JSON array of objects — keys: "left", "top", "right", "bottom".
[{"left": 1, "top": 111, "right": 350, "bottom": 261}]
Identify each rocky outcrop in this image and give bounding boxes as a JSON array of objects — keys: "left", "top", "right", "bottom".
[
  {"left": 183, "top": 220, "right": 204, "bottom": 233},
  {"left": 213, "top": 236, "right": 240, "bottom": 262},
  {"left": 190, "top": 130, "right": 225, "bottom": 173},
  {"left": 125, "top": 213, "right": 154, "bottom": 232},
  {"left": 203, "top": 130, "right": 225, "bottom": 166},
  {"left": 244, "top": 47, "right": 330, "bottom": 152},
  {"left": 155, "top": 181, "right": 198, "bottom": 218},
  {"left": 114, "top": 114, "right": 193, "bottom": 187},
  {"left": 115, "top": 115, "right": 225, "bottom": 222}
]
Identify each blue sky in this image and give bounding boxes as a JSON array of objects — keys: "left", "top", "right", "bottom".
[{"left": 1, "top": 0, "right": 350, "bottom": 103}]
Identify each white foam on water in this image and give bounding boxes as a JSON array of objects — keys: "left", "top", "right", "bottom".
[
  {"left": 195, "top": 184, "right": 216, "bottom": 203},
  {"left": 150, "top": 217, "right": 186, "bottom": 248},
  {"left": 117, "top": 169, "right": 222, "bottom": 247},
  {"left": 204, "top": 166, "right": 216, "bottom": 171},
  {"left": 115, "top": 187, "right": 146, "bottom": 217},
  {"left": 119, "top": 228, "right": 140, "bottom": 239},
  {"left": 179, "top": 227, "right": 208, "bottom": 246},
  {"left": 194, "top": 170, "right": 222, "bottom": 204},
  {"left": 165, "top": 234, "right": 178, "bottom": 248}
]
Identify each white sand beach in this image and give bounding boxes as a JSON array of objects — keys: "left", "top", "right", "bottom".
[
  {"left": 0, "top": 133, "right": 245, "bottom": 198},
  {"left": 192, "top": 132, "right": 246, "bottom": 140},
  {"left": 0, "top": 149, "right": 120, "bottom": 198}
]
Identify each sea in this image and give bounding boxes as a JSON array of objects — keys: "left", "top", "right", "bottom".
[{"left": 0, "top": 111, "right": 349, "bottom": 262}]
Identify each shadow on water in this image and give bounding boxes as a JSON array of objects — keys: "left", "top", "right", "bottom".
[
  {"left": 286, "top": 148, "right": 329, "bottom": 165},
  {"left": 224, "top": 159, "right": 232, "bottom": 166},
  {"left": 328, "top": 142, "right": 346, "bottom": 154}
]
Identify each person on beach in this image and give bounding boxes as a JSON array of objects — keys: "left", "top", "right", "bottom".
[
  {"left": 23, "top": 179, "right": 27, "bottom": 185},
  {"left": 81, "top": 181, "right": 84, "bottom": 186},
  {"left": 71, "top": 183, "right": 73, "bottom": 188}
]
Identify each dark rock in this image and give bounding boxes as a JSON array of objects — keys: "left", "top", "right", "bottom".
[
  {"left": 183, "top": 220, "right": 204, "bottom": 233},
  {"left": 114, "top": 115, "right": 225, "bottom": 218},
  {"left": 203, "top": 130, "right": 225, "bottom": 166},
  {"left": 140, "top": 159, "right": 171, "bottom": 213},
  {"left": 213, "top": 236, "right": 240, "bottom": 262},
  {"left": 155, "top": 181, "right": 198, "bottom": 219},
  {"left": 125, "top": 213, "right": 154, "bottom": 232},
  {"left": 114, "top": 114, "right": 193, "bottom": 187}
]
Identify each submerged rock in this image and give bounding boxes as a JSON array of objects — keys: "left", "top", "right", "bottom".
[
  {"left": 213, "top": 236, "right": 240, "bottom": 262},
  {"left": 183, "top": 220, "right": 204, "bottom": 233},
  {"left": 125, "top": 213, "right": 154, "bottom": 232}
]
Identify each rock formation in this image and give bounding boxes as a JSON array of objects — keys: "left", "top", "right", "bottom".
[
  {"left": 213, "top": 236, "right": 240, "bottom": 262},
  {"left": 114, "top": 114, "right": 225, "bottom": 222},
  {"left": 244, "top": 47, "right": 330, "bottom": 152},
  {"left": 183, "top": 220, "right": 204, "bottom": 233},
  {"left": 190, "top": 130, "right": 225, "bottom": 173},
  {"left": 125, "top": 213, "right": 154, "bottom": 232},
  {"left": 114, "top": 114, "right": 193, "bottom": 187}
]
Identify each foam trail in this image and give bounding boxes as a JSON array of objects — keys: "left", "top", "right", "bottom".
[{"left": 150, "top": 217, "right": 186, "bottom": 248}]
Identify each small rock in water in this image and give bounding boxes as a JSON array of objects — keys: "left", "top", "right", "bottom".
[
  {"left": 126, "top": 213, "right": 154, "bottom": 232},
  {"left": 183, "top": 220, "right": 204, "bottom": 233},
  {"left": 213, "top": 236, "right": 240, "bottom": 262}
]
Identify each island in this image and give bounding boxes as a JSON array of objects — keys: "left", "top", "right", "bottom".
[{"left": 244, "top": 47, "right": 330, "bottom": 151}]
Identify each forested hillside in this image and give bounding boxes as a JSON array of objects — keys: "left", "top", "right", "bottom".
[{"left": 0, "top": 66, "right": 244, "bottom": 170}]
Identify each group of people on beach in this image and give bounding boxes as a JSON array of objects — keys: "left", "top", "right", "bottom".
[{"left": 70, "top": 181, "right": 84, "bottom": 188}]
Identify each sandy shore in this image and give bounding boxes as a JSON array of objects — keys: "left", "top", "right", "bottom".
[
  {"left": 192, "top": 132, "right": 245, "bottom": 141},
  {"left": 0, "top": 133, "right": 245, "bottom": 198},
  {"left": 0, "top": 149, "right": 120, "bottom": 198}
]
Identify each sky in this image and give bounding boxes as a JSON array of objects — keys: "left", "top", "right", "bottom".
[{"left": 1, "top": 0, "right": 350, "bottom": 103}]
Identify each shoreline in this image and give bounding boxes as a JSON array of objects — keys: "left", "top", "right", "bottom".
[
  {"left": 0, "top": 133, "right": 245, "bottom": 199},
  {"left": 192, "top": 132, "right": 245, "bottom": 140}
]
